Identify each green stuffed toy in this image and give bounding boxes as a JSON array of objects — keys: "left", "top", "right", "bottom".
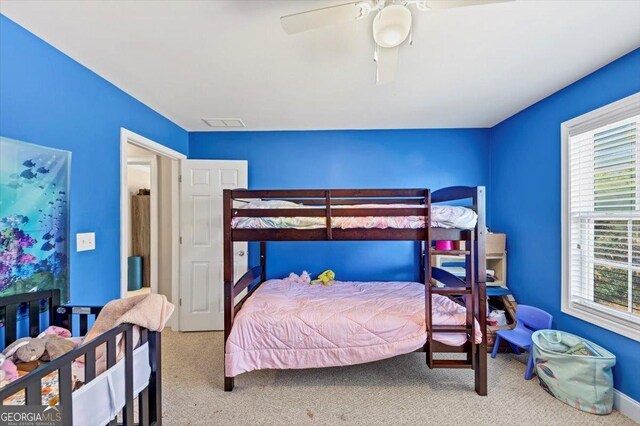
[{"left": 311, "top": 269, "right": 335, "bottom": 286}]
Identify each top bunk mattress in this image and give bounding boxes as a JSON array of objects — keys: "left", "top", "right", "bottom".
[{"left": 232, "top": 200, "right": 478, "bottom": 230}]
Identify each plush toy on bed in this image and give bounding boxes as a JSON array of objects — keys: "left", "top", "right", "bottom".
[
  {"left": 0, "top": 353, "right": 19, "bottom": 382},
  {"left": 3, "top": 334, "right": 75, "bottom": 363},
  {"left": 311, "top": 269, "right": 335, "bottom": 286},
  {"left": 3, "top": 338, "right": 45, "bottom": 363},
  {"left": 287, "top": 270, "right": 311, "bottom": 285},
  {"left": 39, "top": 334, "right": 76, "bottom": 361}
]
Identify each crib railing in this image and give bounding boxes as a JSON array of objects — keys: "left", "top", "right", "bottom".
[{"left": 0, "top": 290, "right": 162, "bottom": 426}]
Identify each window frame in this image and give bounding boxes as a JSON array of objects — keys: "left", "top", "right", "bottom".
[{"left": 561, "top": 92, "right": 640, "bottom": 342}]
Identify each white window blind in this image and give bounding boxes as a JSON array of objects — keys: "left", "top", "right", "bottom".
[{"left": 566, "top": 105, "right": 640, "bottom": 339}]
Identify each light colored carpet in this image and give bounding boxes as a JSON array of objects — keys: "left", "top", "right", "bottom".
[{"left": 161, "top": 330, "right": 634, "bottom": 425}]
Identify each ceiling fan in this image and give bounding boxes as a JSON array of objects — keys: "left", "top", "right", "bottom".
[{"left": 280, "top": 1, "right": 511, "bottom": 85}]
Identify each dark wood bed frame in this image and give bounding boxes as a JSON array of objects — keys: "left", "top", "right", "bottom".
[
  {"left": 222, "top": 186, "right": 487, "bottom": 395},
  {"left": 0, "top": 290, "right": 162, "bottom": 426}
]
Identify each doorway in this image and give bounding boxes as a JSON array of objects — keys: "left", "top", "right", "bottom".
[
  {"left": 120, "top": 128, "right": 185, "bottom": 330},
  {"left": 126, "top": 151, "right": 157, "bottom": 298}
]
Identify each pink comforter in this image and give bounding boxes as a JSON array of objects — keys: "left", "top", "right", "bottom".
[{"left": 225, "top": 280, "right": 482, "bottom": 377}]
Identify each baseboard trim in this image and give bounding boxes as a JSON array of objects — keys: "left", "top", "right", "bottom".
[{"left": 614, "top": 390, "right": 640, "bottom": 423}]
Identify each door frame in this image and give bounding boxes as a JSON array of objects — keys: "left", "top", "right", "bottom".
[
  {"left": 127, "top": 155, "right": 158, "bottom": 295},
  {"left": 120, "top": 128, "right": 186, "bottom": 329}
]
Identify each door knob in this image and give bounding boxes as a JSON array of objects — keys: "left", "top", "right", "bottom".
[{"left": 237, "top": 250, "right": 246, "bottom": 257}]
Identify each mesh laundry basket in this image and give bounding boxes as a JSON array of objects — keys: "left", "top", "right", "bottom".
[{"left": 532, "top": 330, "right": 616, "bottom": 414}]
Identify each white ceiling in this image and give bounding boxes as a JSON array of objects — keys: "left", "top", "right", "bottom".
[{"left": 2, "top": 1, "right": 640, "bottom": 131}]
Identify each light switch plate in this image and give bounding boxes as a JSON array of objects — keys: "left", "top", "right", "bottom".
[{"left": 76, "top": 232, "right": 96, "bottom": 252}]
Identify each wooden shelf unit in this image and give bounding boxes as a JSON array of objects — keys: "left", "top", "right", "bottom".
[{"left": 432, "top": 252, "right": 507, "bottom": 287}]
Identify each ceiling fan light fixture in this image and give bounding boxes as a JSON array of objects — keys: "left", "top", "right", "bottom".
[{"left": 372, "top": 4, "right": 412, "bottom": 48}]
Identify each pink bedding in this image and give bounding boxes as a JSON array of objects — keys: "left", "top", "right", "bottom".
[{"left": 225, "top": 279, "right": 482, "bottom": 377}]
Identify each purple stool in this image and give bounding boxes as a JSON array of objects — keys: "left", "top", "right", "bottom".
[{"left": 491, "top": 305, "right": 553, "bottom": 380}]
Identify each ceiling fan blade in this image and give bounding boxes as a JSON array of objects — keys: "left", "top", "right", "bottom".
[
  {"left": 423, "top": 0, "right": 512, "bottom": 10},
  {"left": 375, "top": 45, "right": 399, "bottom": 85},
  {"left": 280, "top": 2, "right": 369, "bottom": 35}
]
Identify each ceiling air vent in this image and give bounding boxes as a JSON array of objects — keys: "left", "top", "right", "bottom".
[{"left": 202, "top": 118, "right": 245, "bottom": 128}]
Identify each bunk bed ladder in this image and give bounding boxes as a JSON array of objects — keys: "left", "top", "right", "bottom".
[
  {"left": 466, "top": 231, "right": 476, "bottom": 369},
  {"left": 428, "top": 230, "right": 476, "bottom": 370},
  {"left": 424, "top": 190, "right": 433, "bottom": 368}
]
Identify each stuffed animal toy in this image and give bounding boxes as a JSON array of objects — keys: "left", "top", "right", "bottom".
[
  {"left": 0, "top": 353, "right": 19, "bottom": 382},
  {"left": 287, "top": 271, "right": 312, "bottom": 285},
  {"left": 311, "top": 269, "right": 335, "bottom": 286},
  {"left": 3, "top": 337, "right": 46, "bottom": 363},
  {"left": 287, "top": 272, "right": 299, "bottom": 282},
  {"left": 299, "top": 271, "right": 311, "bottom": 285},
  {"left": 3, "top": 334, "right": 75, "bottom": 363},
  {"left": 39, "top": 335, "right": 76, "bottom": 362}
]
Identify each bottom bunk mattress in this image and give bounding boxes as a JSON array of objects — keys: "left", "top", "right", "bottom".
[{"left": 225, "top": 279, "right": 482, "bottom": 376}]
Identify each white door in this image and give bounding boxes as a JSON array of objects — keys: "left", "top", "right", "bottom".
[{"left": 179, "top": 160, "right": 248, "bottom": 331}]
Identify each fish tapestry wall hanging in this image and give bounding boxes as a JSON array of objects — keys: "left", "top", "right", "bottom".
[{"left": 0, "top": 137, "right": 71, "bottom": 303}]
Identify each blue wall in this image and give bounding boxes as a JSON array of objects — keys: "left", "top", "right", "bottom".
[
  {"left": 190, "top": 129, "right": 490, "bottom": 279},
  {"left": 3, "top": 11, "right": 638, "bottom": 402},
  {"left": 489, "top": 49, "right": 640, "bottom": 400},
  {"left": 0, "top": 15, "right": 189, "bottom": 305}
]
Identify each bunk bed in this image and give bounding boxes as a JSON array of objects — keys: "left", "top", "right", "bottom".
[
  {"left": 0, "top": 290, "right": 162, "bottom": 426},
  {"left": 222, "top": 186, "right": 487, "bottom": 395}
]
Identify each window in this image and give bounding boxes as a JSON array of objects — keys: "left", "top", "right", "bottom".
[{"left": 562, "top": 93, "right": 640, "bottom": 342}]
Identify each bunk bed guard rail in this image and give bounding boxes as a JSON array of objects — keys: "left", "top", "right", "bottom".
[{"left": 227, "top": 188, "right": 432, "bottom": 242}]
